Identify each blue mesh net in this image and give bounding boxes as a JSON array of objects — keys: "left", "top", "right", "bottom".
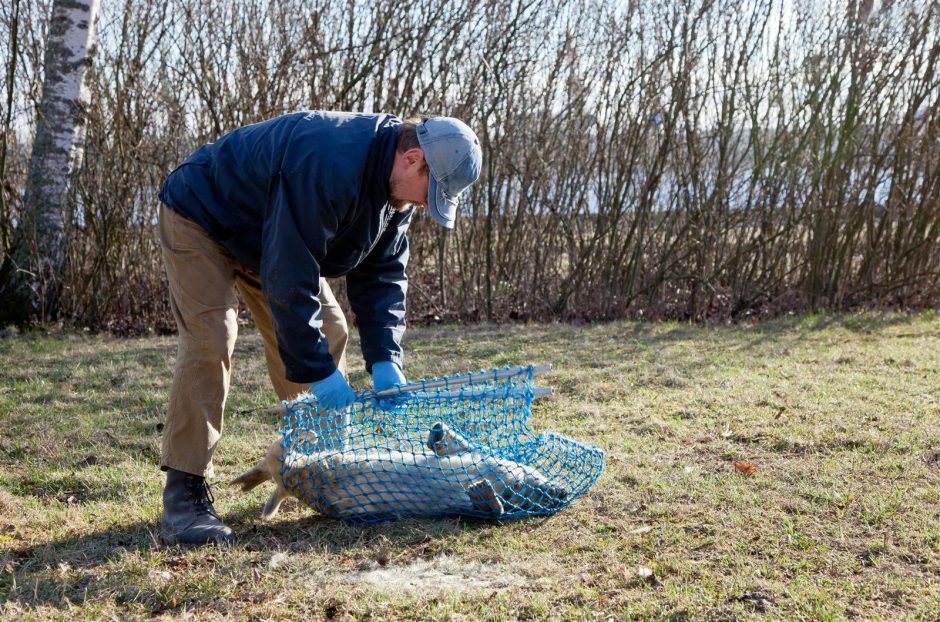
[{"left": 277, "top": 365, "right": 604, "bottom": 524}]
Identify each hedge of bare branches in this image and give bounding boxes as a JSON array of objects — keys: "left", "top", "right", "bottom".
[{"left": 1, "top": 0, "right": 938, "bottom": 331}]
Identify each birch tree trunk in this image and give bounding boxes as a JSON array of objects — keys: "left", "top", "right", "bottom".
[{"left": 0, "top": 0, "right": 100, "bottom": 324}]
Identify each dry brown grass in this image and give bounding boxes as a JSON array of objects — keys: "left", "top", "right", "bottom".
[{"left": 1, "top": 311, "right": 939, "bottom": 620}]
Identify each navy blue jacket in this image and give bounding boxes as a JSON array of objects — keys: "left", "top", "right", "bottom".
[{"left": 159, "top": 111, "right": 412, "bottom": 383}]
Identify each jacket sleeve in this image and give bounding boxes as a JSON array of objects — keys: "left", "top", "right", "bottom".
[
  {"left": 345, "top": 207, "right": 414, "bottom": 373},
  {"left": 260, "top": 171, "right": 344, "bottom": 383}
]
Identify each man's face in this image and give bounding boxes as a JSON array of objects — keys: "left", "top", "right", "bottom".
[{"left": 389, "top": 147, "right": 430, "bottom": 211}]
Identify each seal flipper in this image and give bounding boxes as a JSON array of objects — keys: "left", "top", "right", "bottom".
[
  {"left": 230, "top": 461, "right": 271, "bottom": 492},
  {"left": 466, "top": 480, "right": 504, "bottom": 517},
  {"left": 261, "top": 487, "right": 289, "bottom": 520}
]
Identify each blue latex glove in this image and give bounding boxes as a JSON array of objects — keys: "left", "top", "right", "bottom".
[
  {"left": 371, "top": 361, "right": 408, "bottom": 411},
  {"left": 310, "top": 369, "right": 356, "bottom": 411}
]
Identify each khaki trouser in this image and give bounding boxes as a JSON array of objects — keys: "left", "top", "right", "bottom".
[{"left": 158, "top": 204, "right": 348, "bottom": 477}]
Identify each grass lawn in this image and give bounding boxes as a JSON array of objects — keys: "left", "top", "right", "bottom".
[{"left": 0, "top": 312, "right": 939, "bottom": 620}]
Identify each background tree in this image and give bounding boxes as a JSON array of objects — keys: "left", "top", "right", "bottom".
[{"left": 0, "top": 0, "right": 100, "bottom": 324}]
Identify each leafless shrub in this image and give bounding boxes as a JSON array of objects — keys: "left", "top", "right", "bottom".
[{"left": 1, "top": 0, "right": 937, "bottom": 331}]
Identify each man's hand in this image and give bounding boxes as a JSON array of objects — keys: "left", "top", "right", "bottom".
[
  {"left": 310, "top": 369, "right": 356, "bottom": 411},
  {"left": 371, "top": 361, "right": 408, "bottom": 411}
]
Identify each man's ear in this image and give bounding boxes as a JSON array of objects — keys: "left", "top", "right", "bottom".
[{"left": 403, "top": 147, "right": 425, "bottom": 168}]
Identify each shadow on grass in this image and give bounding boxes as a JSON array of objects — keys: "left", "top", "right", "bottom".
[
  {"left": 1, "top": 505, "right": 499, "bottom": 611},
  {"left": 225, "top": 506, "right": 501, "bottom": 562},
  {"left": 627, "top": 310, "right": 933, "bottom": 353}
]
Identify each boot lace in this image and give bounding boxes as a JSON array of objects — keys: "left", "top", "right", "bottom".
[{"left": 186, "top": 475, "right": 220, "bottom": 519}]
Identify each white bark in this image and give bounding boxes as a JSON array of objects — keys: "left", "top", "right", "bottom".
[{"left": 18, "top": 0, "right": 100, "bottom": 320}]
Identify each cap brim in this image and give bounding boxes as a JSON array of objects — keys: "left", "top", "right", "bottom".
[{"left": 427, "top": 175, "right": 458, "bottom": 229}]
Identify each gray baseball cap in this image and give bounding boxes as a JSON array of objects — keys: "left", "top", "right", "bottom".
[{"left": 416, "top": 117, "right": 482, "bottom": 229}]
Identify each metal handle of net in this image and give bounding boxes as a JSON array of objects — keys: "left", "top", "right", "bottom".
[
  {"left": 368, "top": 363, "right": 552, "bottom": 398},
  {"left": 266, "top": 364, "right": 552, "bottom": 416}
]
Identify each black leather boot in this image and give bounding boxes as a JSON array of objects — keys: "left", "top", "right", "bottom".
[{"left": 160, "top": 468, "right": 235, "bottom": 545}]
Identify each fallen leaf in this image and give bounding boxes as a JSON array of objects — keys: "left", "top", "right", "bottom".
[
  {"left": 628, "top": 525, "right": 653, "bottom": 535},
  {"left": 733, "top": 461, "right": 758, "bottom": 476}
]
